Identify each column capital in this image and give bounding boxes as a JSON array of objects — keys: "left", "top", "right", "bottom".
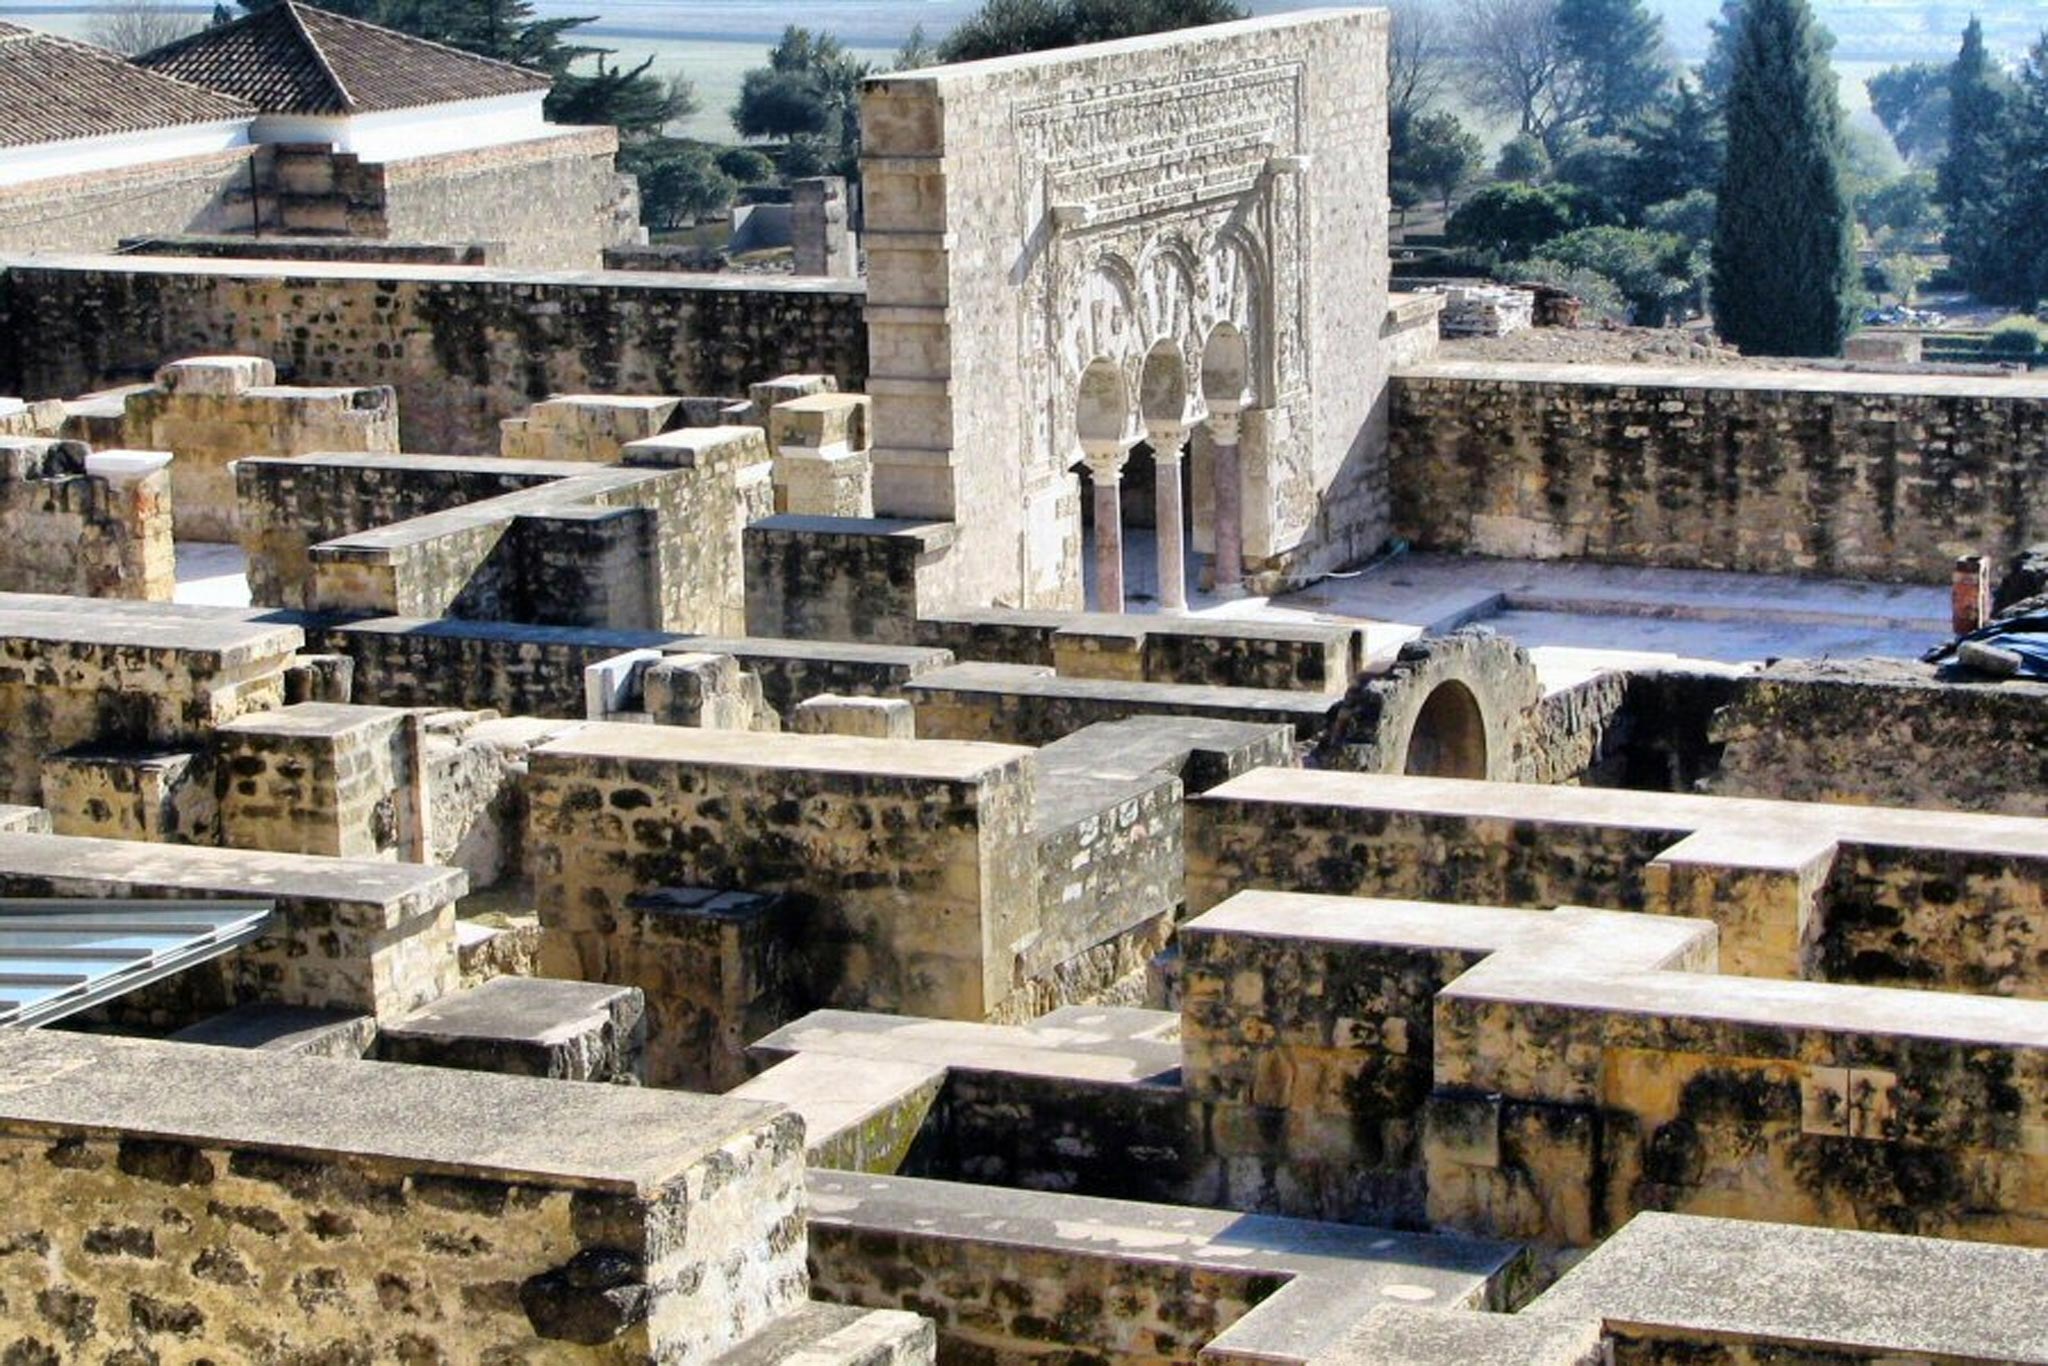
[
  {"left": 1144, "top": 420, "right": 1190, "bottom": 459},
  {"left": 1204, "top": 408, "right": 1243, "bottom": 445},
  {"left": 1079, "top": 436, "right": 1135, "bottom": 482}
]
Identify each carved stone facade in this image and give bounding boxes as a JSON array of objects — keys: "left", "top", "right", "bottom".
[{"left": 861, "top": 11, "right": 1392, "bottom": 611}]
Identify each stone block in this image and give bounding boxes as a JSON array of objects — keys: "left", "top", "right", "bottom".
[
  {"left": 585, "top": 648, "right": 664, "bottom": 719},
  {"left": 791, "top": 694, "right": 915, "bottom": 739},
  {"left": 40, "top": 746, "right": 216, "bottom": 844},
  {"left": 168, "top": 1003, "right": 377, "bottom": 1058},
  {"left": 0, "top": 1029, "right": 808, "bottom": 1362},
  {"left": 153, "top": 354, "right": 275, "bottom": 397},
  {"left": 215, "top": 702, "right": 422, "bottom": 860},
  {"left": 377, "top": 976, "right": 647, "bottom": 1083},
  {"left": 768, "top": 393, "right": 870, "bottom": 456},
  {"left": 589, "top": 885, "right": 803, "bottom": 1090}
]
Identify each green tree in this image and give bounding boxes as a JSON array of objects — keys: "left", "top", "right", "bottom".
[
  {"left": 1857, "top": 171, "right": 1940, "bottom": 244},
  {"left": 1495, "top": 134, "right": 1551, "bottom": 182},
  {"left": 1621, "top": 79, "right": 1724, "bottom": 215},
  {"left": 1984, "top": 34, "right": 2048, "bottom": 307},
  {"left": 893, "top": 23, "right": 934, "bottom": 69},
  {"left": 731, "top": 27, "right": 869, "bottom": 174},
  {"left": 1530, "top": 225, "right": 1698, "bottom": 323},
  {"left": 1698, "top": 0, "right": 1743, "bottom": 100},
  {"left": 1447, "top": 181, "right": 1609, "bottom": 258},
  {"left": 1458, "top": 0, "right": 1579, "bottom": 152},
  {"left": 550, "top": 58, "right": 694, "bottom": 138},
  {"left": 628, "top": 141, "right": 737, "bottom": 230},
  {"left": 1551, "top": 135, "right": 1640, "bottom": 220},
  {"left": 1866, "top": 62, "right": 1950, "bottom": 165},
  {"left": 716, "top": 147, "right": 777, "bottom": 184},
  {"left": 1939, "top": 18, "right": 2013, "bottom": 297},
  {"left": 1397, "top": 110, "right": 1483, "bottom": 212},
  {"left": 1710, "top": 0, "right": 1854, "bottom": 356},
  {"left": 1556, "top": 0, "right": 1670, "bottom": 135},
  {"left": 936, "top": 0, "right": 1244, "bottom": 62}
]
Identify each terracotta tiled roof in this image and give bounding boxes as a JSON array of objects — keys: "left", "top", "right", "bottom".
[
  {"left": 134, "top": 2, "right": 550, "bottom": 117},
  {"left": 0, "top": 21, "right": 253, "bottom": 148}
]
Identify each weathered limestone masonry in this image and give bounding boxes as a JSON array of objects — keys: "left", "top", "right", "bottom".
[
  {"left": 327, "top": 615, "right": 950, "bottom": 721},
  {"left": 530, "top": 725, "right": 1038, "bottom": 1081},
  {"left": 0, "top": 1030, "right": 827, "bottom": 1363},
  {"left": 264, "top": 127, "right": 639, "bottom": 270},
  {"left": 861, "top": 9, "right": 1391, "bottom": 610},
  {"left": 1390, "top": 363, "right": 2048, "bottom": 582},
  {"left": 125, "top": 354, "right": 398, "bottom": 541},
  {"left": 294, "top": 429, "right": 774, "bottom": 635},
  {"left": 0, "top": 595, "right": 298, "bottom": 808},
  {"left": 0, "top": 149, "right": 253, "bottom": 255},
  {"left": 237, "top": 450, "right": 592, "bottom": 609},
  {"left": 0, "top": 829, "right": 460, "bottom": 1021},
  {"left": 1705, "top": 658, "right": 2048, "bottom": 816},
  {"left": 1187, "top": 770, "right": 2048, "bottom": 993},
  {"left": 0, "top": 256, "right": 868, "bottom": 454},
  {"left": 0, "top": 438, "right": 173, "bottom": 600},
  {"left": 1327, "top": 1214, "right": 2048, "bottom": 1365}
]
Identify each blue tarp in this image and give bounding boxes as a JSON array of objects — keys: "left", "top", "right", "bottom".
[{"left": 1927, "top": 612, "right": 2048, "bottom": 679}]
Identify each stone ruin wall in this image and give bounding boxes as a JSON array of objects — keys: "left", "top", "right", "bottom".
[
  {"left": 861, "top": 10, "right": 1391, "bottom": 611},
  {"left": 0, "top": 150, "right": 254, "bottom": 257},
  {"left": 0, "top": 259, "right": 868, "bottom": 455},
  {"left": 268, "top": 128, "right": 639, "bottom": 271},
  {"left": 1391, "top": 364, "right": 2048, "bottom": 583},
  {"left": 0, "top": 439, "right": 172, "bottom": 600}
]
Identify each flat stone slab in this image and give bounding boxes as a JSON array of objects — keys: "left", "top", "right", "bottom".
[
  {"left": 1311, "top": 1307, "right": 1604, "bottom": 1366},
  {"left": 807, "top": 1168, "right": 1520, "bottom": 1364},
  {"left": 754, "top": 1006, "right": 1181, "bottom": 1086},
  {"left": 169, "top": 1003, "right": 375, "bottom": 1057},
  {"left": 1396, "top": 359, "right": 2048, "bottom": 401},
  {"left": 0, "top": 1029, "right": 780, "bottom": 1195},
  {"left": 536, "top": 720, "right": 1033, "bottom": 782},
  {"left": 1525, "top": 1211, "right": 2048, "bottom": 1362},
  {"left": 0, "top": 600, "right": 302, "bottom": 667},
  {"left": 0, "top": 830, "right": 465, "bottom": 928},
  {"left": 711, "top": 1302, "right": 934, "bottom": 1366},
  {"left": 378, "top": 975, "right": 645, "bottom": 1082}
]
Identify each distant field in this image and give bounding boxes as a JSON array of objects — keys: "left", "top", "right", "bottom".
[{"left": 0, "top": 0, "right": 1992, "bottom": 145}]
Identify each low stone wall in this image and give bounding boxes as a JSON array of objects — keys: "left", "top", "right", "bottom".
[
  {"left": 531, "top": 725, "right": 1037, "bottom": 1030},
  {"left": 0, "top": 256, "right": 869, "bottom": 454},
  {"left": 0, "top": 439, "right": 172, "bottom": 600},
  {"left": 328, "top": 617, "right": 951, "bottom": 720},
  {"left": 0, "top": 596, "right": 299, "bottom": 806},
  {"left": 1390, "top": 363, "right": 2048, "bottom": 583},
  {"left": 0, "top": 149, "right": 251, "bottom": 255},
  {"left": 118, "top": 234, "right": 498, "bottom": 265},
  {"left": 1706, "top": 659, "right": 2048, "bottom": 816},
  {"left": 0, "top": 1030, "right": 806, "bottom": 1362},
  {"left": 238, "top": 452, "right": 583, "bottom": 609},
  {"left": 1186, "top": 769, "right": 2048, "bottom": 994},
  {"left": 126, "top": 355, "right": 398, "bottom": 541},
  {"left": 0, "top": 828, "right": 461, "bottom": 1022}
]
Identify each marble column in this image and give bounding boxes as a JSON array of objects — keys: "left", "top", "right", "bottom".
[
  {"left": 1081, "top": 438, "right": 1134, "bottom": 613},
  {"left": 1146, "top": 420, "right": 1190, "bottom": 613},
  {"left": 1206, "top": 404, "right": 1244, "bottom": 598}
]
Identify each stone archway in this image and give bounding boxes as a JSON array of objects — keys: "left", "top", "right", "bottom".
[
  {"left": 1310, "top": 628, "right": 1544, "bottom": 779},
  {"left": 1075, "top": 358, "right": 1136, "bottom": 611},
  {"left": 1401, "top": 679, "right": 1490, "bottom": 779}
]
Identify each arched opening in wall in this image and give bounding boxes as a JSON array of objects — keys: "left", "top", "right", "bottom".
[
  {"left": 1074, "top": 357, "right": 1134, "bottom": 611},
  {"left": 1402, "top": 680, "right": 1489, "bottom": 779},
  {"left": 1200, "top": 323, "right": 1249, "bottom": 407},
  {"left": 1126, "top": 341, "right": 1193, "bottom": 605}
]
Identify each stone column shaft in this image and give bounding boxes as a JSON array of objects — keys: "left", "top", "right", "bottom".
[
  {"left": 1082, "top": 440, "right": 1134, "bottom": 614},
  {"left": 1148, "top": 422, "right": 1189, "bottom": 613},
  {"left": 1207, "top": 408, "right": 1244, "bottom": 598}
]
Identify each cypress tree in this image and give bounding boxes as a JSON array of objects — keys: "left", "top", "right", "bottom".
[
  {"left": 1986, "top": 34, "right": 2048, "bottom": 307},
  {"left": 1710, "top": 0, "right": 1855, "bottom": 356},
  {"left": 1939, "top": 19, "right": 2011, "bottom": 297}
]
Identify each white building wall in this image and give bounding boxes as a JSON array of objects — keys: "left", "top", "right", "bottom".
[
  {"left": 0, "top": 120, "right": 251, "bottom": 187},
  {"left": 251, "top": 91, "right": 560, "bottom": 161}
]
